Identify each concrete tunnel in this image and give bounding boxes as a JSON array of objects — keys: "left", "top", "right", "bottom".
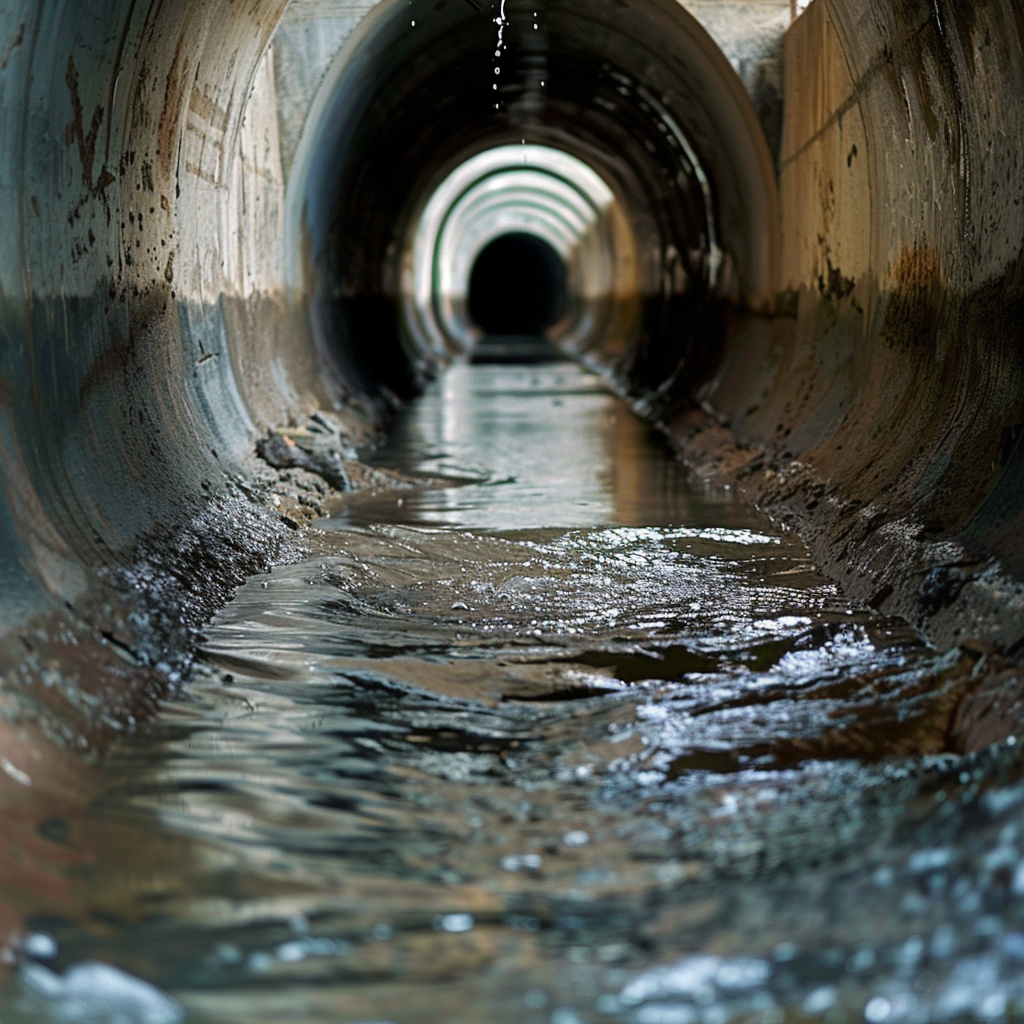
[{"left": 1, "top": 0, "right": 1024, "bottom": 1009}]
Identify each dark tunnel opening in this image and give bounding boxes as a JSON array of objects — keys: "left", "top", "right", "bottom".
[
  {"left": 296, "top": 0, "right": 777, "bottom": 408},
  {"left": 467, "top": 232, "right": 568, "bottom": 337}
]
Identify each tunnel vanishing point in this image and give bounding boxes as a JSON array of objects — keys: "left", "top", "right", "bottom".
[{"left": 1, "top": 0, "right": 1024, "bottom": 962}]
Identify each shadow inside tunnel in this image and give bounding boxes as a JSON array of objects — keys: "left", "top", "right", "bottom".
[{"left": 469, "top": 334, "right": 565, "bottom": 364}]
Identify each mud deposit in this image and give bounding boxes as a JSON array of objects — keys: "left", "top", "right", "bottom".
[{"left": 4, "top": 365, "right": 1024, "bottom": 1023}]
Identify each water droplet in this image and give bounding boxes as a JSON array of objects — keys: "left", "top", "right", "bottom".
[
  {"left": 247, "top": 951, "right": 274, "bottom": 973},
  {"left": 550, "top": 1009, "right": 582, "bottom": 1024},
  {"left": 1011, "top": 860, "right": 1024, "bottom": 894},
  {"left": 981, "top": 993, "right": 1008, "bottom": 1019},
  {"left": 23, "top": 933, "right": 57, "bottom": 960},
  {"left": 276, "top": 940, "right": 307, "bottom": 963},
  {"left": 873, "top": 866, "right": 894, "bottom": 887},
  {"left": 523, "top": 989, "right": 548, "bottom": 1009},
  {"left": 771, "top": 941, "right": 797, "bottom": 962},
  {"left": 715, "top": 958, "right": 771, "bottom": 990},
  {"left": 802, "top": 986, "right": 836, "bottom": 1014},
  {"left": 1, "top": 758, "right": 31, "bottom": 787},
  {"left": 849, "top": 947, "right": 876, "bottom": 972},
  {"left": 865, "top": 996, "right": 892, "bottom": 1023},
  {"left": 436, "top": 913, "right": 474, "bottom": 933}
]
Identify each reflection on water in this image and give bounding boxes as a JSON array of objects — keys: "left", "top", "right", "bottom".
[
  {"left": 324, "top": 364, "right": 755, "bottom": 532},
  {"left": 4, "top": 364, "right": 1024, "bottom": 1024}
]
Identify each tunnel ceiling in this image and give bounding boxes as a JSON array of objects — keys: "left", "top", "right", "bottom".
[
  {"left": 0, "top": 0, "right": 1021, "bottom": 753},
  {"left": 292, "top": 0, "right": 778, "bottom": 404}
]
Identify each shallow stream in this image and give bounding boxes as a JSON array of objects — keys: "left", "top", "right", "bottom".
[{"left": 4, "top": 363, "right": 1024, "bottom": 1024}]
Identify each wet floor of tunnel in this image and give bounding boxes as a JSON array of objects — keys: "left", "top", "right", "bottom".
[{"left": 6, "top": 363, "right": 1024, "bottom": 1024}]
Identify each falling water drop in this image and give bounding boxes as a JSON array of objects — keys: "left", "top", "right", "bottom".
[{"left": 493, "top": 0, "right": 508, "bottom": 85}]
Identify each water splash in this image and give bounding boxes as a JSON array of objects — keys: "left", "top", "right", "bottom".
[{"left": 493, "top": 0, "right": 507, "bottom": 104}]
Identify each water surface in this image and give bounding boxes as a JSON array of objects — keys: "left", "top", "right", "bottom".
[{"left": 4, "top": 363, "right": 1024, "bottom": 1024}]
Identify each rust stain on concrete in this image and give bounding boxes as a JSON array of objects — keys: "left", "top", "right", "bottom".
[
  {"left": 189, "top": 83, "right": 231, "bottom": 133},
  {"left": 892, "top": 243, "right": 940, "bottom": 293},
  {"left": 0, "top": 20, "right": 24, "bottom": 71},
  {"left": 157, "top": 33, "right": 188, "bottom": 178},
  {"left": 65, "top": 57, "right": 115, "bottom": 194}
]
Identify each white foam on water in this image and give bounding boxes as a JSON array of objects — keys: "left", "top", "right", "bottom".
[{"left": 21, "top": 961, "right": 184, "bottom": 1024}]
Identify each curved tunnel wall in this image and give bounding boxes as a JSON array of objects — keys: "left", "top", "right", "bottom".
[
  {"left": 0, "top": 0, "right": 1021, "bottom": 758},
  {"left": 695, "top": 0, "right": 1024, "bottom": 649},
  {"left": 0, "top": 1, "right": 314, "bottom": 746},
  {"left": 292, "top": 0, "right": 780, "bottom": 403},
  {"left": 405, "top": 144, "right": 631, "bottom": 357}
]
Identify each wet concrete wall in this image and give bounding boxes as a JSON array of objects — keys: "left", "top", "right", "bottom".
[
  {"left": 686, "top": 0, "right": 1024, "bottom": 653},
  {"left": 0, "top": 2, "right": 322, "bottom": 751},
  {"left": 0, "top": 0, "right": 1021, "bottom": 760}
]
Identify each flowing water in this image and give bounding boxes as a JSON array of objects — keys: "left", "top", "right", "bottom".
[{"left": 4, "top": 363, "right": 1024, "bottom": 1024}]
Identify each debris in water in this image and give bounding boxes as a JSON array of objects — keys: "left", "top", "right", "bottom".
[{"left": 256, "top": 431, "right": 352, "bottom": 493}]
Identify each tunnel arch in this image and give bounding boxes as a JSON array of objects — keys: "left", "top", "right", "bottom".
[
  {"left": 286, "top": 0, "right": 780, "bottom": 406},
  {"left": 405, "top": 143, "right": 630, "bottom": 356}
]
